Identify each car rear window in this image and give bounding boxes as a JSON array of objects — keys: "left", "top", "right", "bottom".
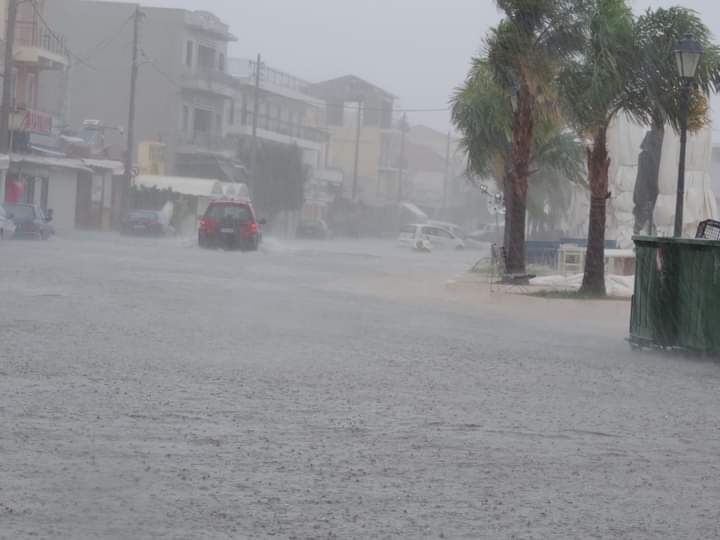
[{"left": 208, "top": 204, "right": 252, "bottom": 221}]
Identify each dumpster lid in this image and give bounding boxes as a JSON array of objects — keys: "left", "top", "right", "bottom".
[{"left": 633, "top": 235, "right": 720, "bottom": 248}]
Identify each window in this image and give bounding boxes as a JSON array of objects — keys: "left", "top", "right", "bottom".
[
  {"left": 228, "top": 100, "right": 235, "bottom": 125},
  {"left": 218, "top": 53, "right": 225, "bottom": 72},
  {"left": 208, "top": 204, "right": 251, "bottom": 221},
  {"left": 182, "top": 106, "right": 190, "bottom": 132},
  {"left": 327, "top": 100, "right": 344, "bottom": 126},
  {"left": 193, "top": 108, "right": 212, "bottom": 133},
  {"left": 426, "top": 227, "right": 453, "bottom": 239},
  {"left": 197, "top": 45, "right": 215, "bottom": 70},
  {"left": 185, "top": 41, "right": 193, "bottom": 67},
  {"left": 215, "top": 113, "right": 222, "bottom": 135}
]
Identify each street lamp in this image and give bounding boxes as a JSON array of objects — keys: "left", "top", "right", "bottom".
[{"left": 672, "top": 33, "right": 703, "bottom": 237}]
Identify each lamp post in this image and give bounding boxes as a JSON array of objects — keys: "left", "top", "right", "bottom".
[{"left": 672, "top": 33, "right": 703, "bottom": 237}]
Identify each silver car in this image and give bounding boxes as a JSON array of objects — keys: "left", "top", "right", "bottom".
[{"left": 0, "top": 204, "right": 16, "bottom": 239}]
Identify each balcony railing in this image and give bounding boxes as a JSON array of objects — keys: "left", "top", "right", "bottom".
[
  {"left": 180, "top": 132, "right": 236, "bottom": 153},
  {"left": 15, "top": 21, "right": 69, "bottom": 59},
  {"left": 243, "top": 112, "right": 328, "bottom": 143},
  {"left": 180, "top": 68, "right": 236, "bottom": 95}
]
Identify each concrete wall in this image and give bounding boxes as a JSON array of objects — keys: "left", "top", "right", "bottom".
[
  {"left": 327, "top": 125, "right": 384, "bottom": 203},
  {"left": 47, "top": 170, "right": 78, "bottom": 233},
  {"left": 40, "top": 1, "right": 187, "bottom": 167}
]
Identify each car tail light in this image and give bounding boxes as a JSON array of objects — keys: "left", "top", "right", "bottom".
[
  {"left": 249, "top": 222, "right": 257, "bottom": 232},
  {"left": 199, "top": 217, "right": 216, "bottom": 230}
]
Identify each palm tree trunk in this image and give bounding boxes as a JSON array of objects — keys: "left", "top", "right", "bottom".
[
  {"left": 580, "top": 125, "right": 611, "bottom": 296},
  {"left": 503, "top": 174, "right": 512, "bottom": 248},
  {"left": 506, "top": 85, "right": 534, "bottom": 276}
]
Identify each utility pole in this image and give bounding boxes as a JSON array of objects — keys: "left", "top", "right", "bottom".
[
  {"left": 351, "top": 100, "right": 363, "bottom": 201},
  {"left": 249, "top": 53, "right": 262, "bottom": 196},
  {"left": 0, "top": 0, "right": 18, "bottom": 153},
  {"left": 442, "top": 130, "right": 451, "bottom": 214},
  {"left": 123, "top": 4, "right": 143, "bottom": 213},
  {"left": 397, "top": 113, "right": 407, "bottom": 202}
]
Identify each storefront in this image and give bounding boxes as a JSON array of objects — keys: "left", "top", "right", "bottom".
[{"left": 7, "top": 155, "right": 92, "bottom": 233}]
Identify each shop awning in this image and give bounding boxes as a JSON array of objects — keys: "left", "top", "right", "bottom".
[
  {"left": 10, "top": 154, "right": 93, "bottom": 172},
  {"left": 82, "top": 159, "right": 124, "bottom": 175}
]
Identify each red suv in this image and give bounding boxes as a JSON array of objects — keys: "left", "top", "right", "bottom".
[{"left": 198, "top": 200, "right": 265, "bottom": 251}]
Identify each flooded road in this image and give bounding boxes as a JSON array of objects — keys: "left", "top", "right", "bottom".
[{"left": 2, "top": 234, "right": 719, "bottom": 539}]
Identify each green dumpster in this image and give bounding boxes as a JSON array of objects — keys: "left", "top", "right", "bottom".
[{"left": 631, "top": 236, "right": 720, "bottom": 354}]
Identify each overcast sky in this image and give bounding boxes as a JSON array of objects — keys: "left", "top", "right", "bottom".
[{"left": 113, "top": 0, "right": 719, "bottom": 131}]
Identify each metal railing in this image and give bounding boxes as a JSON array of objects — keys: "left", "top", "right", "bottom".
[
  {"left": 16, "top": 21, "right": 68, "bottom": 58},
  {"left": 243, "top": 112, "right": 327, "bottom": 143},
  {"left": 180, "top": 132, "right": 236, "bottom": 152},
  {"left": 179, "top": 68, "right": 237, "bottom": 96}
]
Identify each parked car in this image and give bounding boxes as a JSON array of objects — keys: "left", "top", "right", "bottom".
[
  {"left": 397, "top": 224, "right": 465, "bottom": 251},
  {"left": 121, "top": 209, "right": 173, "bottom": 236},
  {"left": 2, "top": 203, "right": 54, "bottom": 239},
  {"left": 297, "top": 219, "right": 331, "bottom": 240},
  {"left": 427, "top": 220, "right": 467, "bottom": 240},
  {"left": 198, "top": 199, "right": 265, "bottom": 251},
  {"left": 0, "top": 204, "right": 16, "bottom": 239}
]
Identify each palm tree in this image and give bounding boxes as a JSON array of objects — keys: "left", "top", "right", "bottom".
[
  {"left": 451, "top": 59, "right": 584, "bottom": 247},
  {"left": 625, "top": 8, "right": 720, "bottom": 235},
  {"left": 487, "top": 0, "right": 585, "bottom": 276},
  {"left": 559, "top": 0, "right": 634, "bottom": 296}
]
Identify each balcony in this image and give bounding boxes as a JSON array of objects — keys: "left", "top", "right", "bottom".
[
  {"left": 180, "top": 68, "right": 236, "bottom": 98},
  {"left": 14, "top": 22, "right": 69, "bottom": 69},
  {"left": 228, "top": 113, "right": 329, "bottom": 150},
  {"left": 178, "top": 131, "right": 237, "bottom": 157},
  {"left": 184, "top": 11, "right": 237, "bottom": 42},
  {"left": 10, "top": 107, "right": 52, "bottom": 135}
]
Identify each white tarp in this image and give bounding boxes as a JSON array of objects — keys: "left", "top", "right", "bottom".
[{"left": 566, "top": 116, "right": 718, "bottom": 247}]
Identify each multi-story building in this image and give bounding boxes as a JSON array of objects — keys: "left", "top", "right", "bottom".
[
  {"left": 225, "top": 58, "right": 339, "bottom": 221},
  {"left": 0, "top": 0, "right": 68, "bottom": 142},
  {"left": 306, "top": 75, "right": 397, "bottom": 207},
  {"left": 40, "top": 0, "right": 243, "bottom": 182}
]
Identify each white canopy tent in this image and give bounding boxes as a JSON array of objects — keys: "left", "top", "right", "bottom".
[{"left": 566, "top": 116, "right": 718, "bottom": 247}]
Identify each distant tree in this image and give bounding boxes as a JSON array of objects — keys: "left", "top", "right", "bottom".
[{"left": 242, "top": 142, "right": 308, "bottom": 219}]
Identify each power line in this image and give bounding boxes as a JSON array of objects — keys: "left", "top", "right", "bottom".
[
  {"left": 140, "top": 49, "right": 183, "bottom": 90},
  {"left": 340, "top": 104, "right": 450, "bottom": 113},
  {"left": 76, "top": 14, "right": 135, "bottom": 62}
]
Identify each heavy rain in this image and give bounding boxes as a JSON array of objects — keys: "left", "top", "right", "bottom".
[{"left": 2, "top": 1, "right": 720, "bottom": 538}]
